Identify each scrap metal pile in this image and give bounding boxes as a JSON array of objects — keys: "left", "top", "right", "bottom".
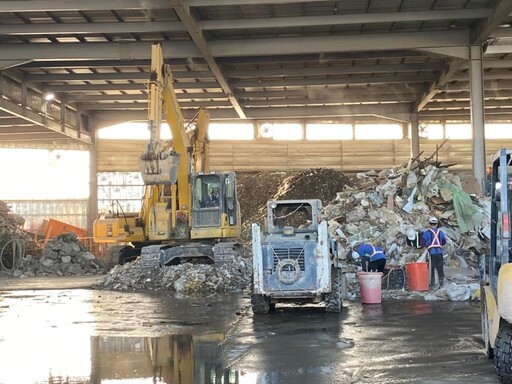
[{"left": 94, "top": 255, "right": 250, "bottom": 293}]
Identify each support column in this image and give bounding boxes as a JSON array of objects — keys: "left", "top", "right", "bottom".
[
  {"left": 469, "top": 44, "right": 486, "bottom": 185},
  {"left": 410, "top": 113, "right": 420, "bottom": 159},
  {"left": 88, "top": 129, "right": 98, "bottom": 236}
]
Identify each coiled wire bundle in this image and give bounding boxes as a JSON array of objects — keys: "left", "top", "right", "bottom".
[{"left": 0, "top": 238, "right": 25, "bottom": 274}]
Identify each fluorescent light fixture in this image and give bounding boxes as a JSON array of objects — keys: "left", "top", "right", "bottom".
[{"left": 44, "top": 93, "right": 55, "bottom": 101}]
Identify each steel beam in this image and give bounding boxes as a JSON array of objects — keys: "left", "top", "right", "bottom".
[
  {"left": 243, "top": 104, "right": 411, "bottom": 118},
  {"left": 200, "top": 9, "right": 489, "bottom": 30},
  {"left": 490, "top": 28, "right": 512, "bottom": 38},
  {"left": 485, "top": 45, "right": 512, "bottom": 54},
  {"left": 0, "top": 42, "right": 200, "bottom": 61},
  {"left": 46, "top": 82, "right": 220, "bottom": 92},
  {"left": 0, "top": 21, "right": 185, "bottom": 35},
  {"left": 472, "top": 0, "right": 512, "bottom": 44},
  {"left": 77, "top": 100, "right": 232, "bottom": 110},
  {"left": 470, "top": 45, "right": 486, "bottom": 184},
  {"left": 225, "top": 62, "right": 446, "bottom": 78},
  {"left": 0, "top": 0, "right": 170, "bottom": 12},
  {"left": 410, "top": 113, "right": 420, "bottom": 158},
  {"left": 442, "top": 80, "right": 512, "bottom": 91},
  {"left": 452, "top": 72, "right": 512, "bottom": 81},
  {"left": 237, "top": 87, "right": 424, "bottom": 98},
  {"left": 420, "top": 108, "right": 512, "bottom": 117},
  {"left": 209, "top": 31, "right": 470, "bottom": 57},
  {"left": 189, "top": 0, "right": 374, "bottom": 5},
  {"left": 425, "top": 99, "right": 512, "bottom": 109},
  {"left": 63, "top": 92, "right": 226, "bottom": 102},
  {"left": 0, "top": 97, "right": 91, "bottom": 143},
  {"left": 19, "top": 59, "right": 204, "bottom": 68},
  {"left": 415, "top": 59, "right": 465, "bottom": 112},
  {"left": 231, "top": 74, "right": 437, "bottom": 88},
  {"left": 241, "top": 95, "right": 416, "bottom": 106},
  {"left": 172, "top": 0, "right": 246, "bottom": 118},
  {"left": 0, "top": 31, "right": 467, "bottom": 61},
  {"left": 26, "top": 71, "right": 214, "bottom": 82},
  {"left": 217, "top": 50, "right": 428, "bottom": 65}
]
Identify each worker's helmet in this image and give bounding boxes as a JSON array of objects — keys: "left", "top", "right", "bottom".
[
  {"left": 406, "top": 229, "right": 416, "bottom": 240},
  {"left": 349, "top": 250, "right": 360, "bottom": 262},
  {"left": 349, "top": 240, "right": 361, "bottom": 249},
  {"left": 428, "top": 216, "right": 438, "bottom": 224}
]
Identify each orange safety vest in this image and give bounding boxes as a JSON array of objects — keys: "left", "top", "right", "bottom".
[{"left": 427, "top": 228, "right": 442, "bottom": 250}]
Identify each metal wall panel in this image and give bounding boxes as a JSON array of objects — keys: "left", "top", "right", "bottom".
[{"left": 97, "top": 138, "right": 512, "bottom": 173}]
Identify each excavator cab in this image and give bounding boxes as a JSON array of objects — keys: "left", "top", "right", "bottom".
[
  {"left": 190, "top": 172, "right": 240, "bottom": 240},
  {"left": 481, "top": 148, "right": 512, "bottom": 383}
]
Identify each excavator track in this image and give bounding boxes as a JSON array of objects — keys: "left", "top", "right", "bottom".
[{"left": 139, "top": 242, "right": 244, "bottom": 268}]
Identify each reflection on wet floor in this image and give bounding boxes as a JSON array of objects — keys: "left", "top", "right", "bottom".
[
  {"left": 91, "top": 334, "right": 237, "bottom": 384},
  {"left": 0, "top": 290, "right": 247, "bottom": 384},
  {"left": 0, "top": 289, "right": 500, "bottom": 384}
]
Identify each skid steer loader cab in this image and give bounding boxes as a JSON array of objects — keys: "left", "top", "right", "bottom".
[
  {"left": 481, "top": 148, "right": 512, "bottom": 383},
  {"left": 251, "top": 199, "right": 343, "bottom": 314}
]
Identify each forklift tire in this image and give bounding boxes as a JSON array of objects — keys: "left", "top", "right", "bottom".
[
  {"left": 251, "top": 294, "right": 271, "bottom": 314},
  {"left": 325, "top": 267, "right": 342, "bottom": 313},
  {"left": 482, "top": 298, "right": 494, "bottom": 359},
  {"left": 494, "top": 325, "right": 512, "bottom": 383}
]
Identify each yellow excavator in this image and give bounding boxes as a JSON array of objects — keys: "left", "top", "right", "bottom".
[
  {"left": 93, "top": 42, "right": 241, "bottom": 265},
  {"left": 481, "top": 148, "right": 512, "bottom": 384}
]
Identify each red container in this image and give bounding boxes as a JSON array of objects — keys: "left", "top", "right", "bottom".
[{"left": 405, "top": 262, "right": 429, "bottom": 291}]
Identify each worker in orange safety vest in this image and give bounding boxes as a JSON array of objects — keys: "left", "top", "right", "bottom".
[{"left": 420, "top": 216, "right": 447, "bottom": 289}]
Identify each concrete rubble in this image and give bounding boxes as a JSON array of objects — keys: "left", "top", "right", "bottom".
[
  {"left": 15, "top": 233, "right": 106, "bottom": 278},
  {"left": 94, "top": 255, "right": 250, "bottom": 294}
]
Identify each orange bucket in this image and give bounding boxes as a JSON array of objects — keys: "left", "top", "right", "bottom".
[{"left": 405, "top": 262, "right": 429, "bottom": 291}]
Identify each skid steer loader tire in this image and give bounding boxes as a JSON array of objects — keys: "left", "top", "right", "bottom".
[
  {"left": 325, "top": 267, "right": 342, "bottom": 313},
  {"left": 251, "top": 294, "right": 271, "bottom": 314},
  {"left": 495, "top": 325, "right": 512, "bottom": 383}
]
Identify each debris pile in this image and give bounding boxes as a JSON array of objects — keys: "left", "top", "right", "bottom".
[
  {"left": 0, "top": 201, "right": 25, "bottom": 235},
  {"left": 238, "top": 168, "right": 351, "bottom": 238},
  {"left": 326, "top": 158, "right": 489, "bottom": 292},
  {"left": 94, "top": 255, "right": 250, "bottom": 293},
  {"left": 15, "top": 233, "right": 106, "bottom": 278}
]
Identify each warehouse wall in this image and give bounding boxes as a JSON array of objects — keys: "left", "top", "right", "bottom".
[{"left": 97, "top": 139, "right": 512, "bottom": 173}]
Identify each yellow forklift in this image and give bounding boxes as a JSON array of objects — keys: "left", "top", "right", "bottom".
[
  {"left": 93, "top": 43, "right": 241, "bottom": 265},
  {"left": 481, "top": 148, "right": 512, "bottom": 383}
]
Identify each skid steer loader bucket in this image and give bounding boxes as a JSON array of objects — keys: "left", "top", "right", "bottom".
[{"left": 139, "top": 147, "right": 180, "bottom": 185}]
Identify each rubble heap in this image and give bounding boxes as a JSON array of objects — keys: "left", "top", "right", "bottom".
[
  {"left": 238, "top": 168, "right": 351, "bottom": 238},
  {"left": 326, "top": 159, "right": 489, "bottom": 272},
  {"left": 237, "top": 171, "right": 289, "bottom": 227},
  {"left": 16, "top": 233, "right": 106, "bottom": 278},
  {"left": 0, "top": 200, "right": 25, "bottom": 235},
  {"left": 94, "top": 255, "right": 250, "bottom": 293}
]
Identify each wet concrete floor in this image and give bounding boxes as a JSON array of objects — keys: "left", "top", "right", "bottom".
[{"left": 0, "top": 281, "right": 499, "bottom": 384}]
